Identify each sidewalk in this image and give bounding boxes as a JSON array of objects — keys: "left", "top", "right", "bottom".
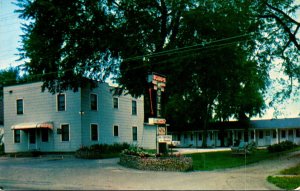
[{"left": 174, "top": 147, "right": 231, "bottom": 154}]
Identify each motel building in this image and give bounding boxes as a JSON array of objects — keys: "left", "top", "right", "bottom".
[
  {"left": 170, "top": 118, "right": 300, "bottom": 147},
  {"left": 3, "top": 81, "right": 156, "bottom": 153}
]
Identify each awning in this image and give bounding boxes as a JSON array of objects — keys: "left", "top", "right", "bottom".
[{"left": 11, "top": 122, "right": 53, "bottom": 130}]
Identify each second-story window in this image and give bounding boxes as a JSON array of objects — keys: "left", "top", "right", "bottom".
[
  {"left": 16, "top": 99, "right": 23, "bottom": 115},
  {"left": 132, "top": 100, "right": 137, "bottom": 115},
  {"left": 57, "top": 94, "right": 66, "bottom": 111},
  {"left": 90, "top": 94, "right": 98, "bottom": 111},
  {"left": 113, "top": 97, "right": 118, "bottom": 109}
]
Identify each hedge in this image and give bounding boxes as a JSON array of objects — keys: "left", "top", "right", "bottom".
[{"left": 119, "top": 153, "right": 193, "bottom": 172}]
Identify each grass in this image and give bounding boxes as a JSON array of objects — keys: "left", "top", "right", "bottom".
[
  {"left": 280, "top": 163, "right": 300, "bottom": 175},
  {"left": 267, "top": 176, "right": 300, "bottom": 190},
  {"left": 267, "top": 162, "right": 300, "bottom": 190},
  {"left": 186, "top": 147, "right": 300, "bottom": 171}
]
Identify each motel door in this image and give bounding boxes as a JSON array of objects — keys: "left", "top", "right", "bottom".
[
  {"left": 28, "top": 129, "right": 37, "bottom": 150},
  {"left": 265, "top": 130, "right": 271, "bottom": 146}
]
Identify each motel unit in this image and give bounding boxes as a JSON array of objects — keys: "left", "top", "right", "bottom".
[{"left": 170, "top": 118, "right": 300, "bottom": 147}]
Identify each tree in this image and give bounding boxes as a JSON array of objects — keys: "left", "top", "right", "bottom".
[{"left": 15, "top": 0, "right": 300, "bottom": 147}]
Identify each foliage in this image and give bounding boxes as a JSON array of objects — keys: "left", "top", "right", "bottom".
[
  {"left": 121, "top": 146, "right": 155, "bottom": 158},
  {"left": 267, "top": 176, "right": 300, "bottom": 190},
  {"left": 76, "top": 143, "right": 130, "bottom": 159},
  {"left": 280, "top": 163, "right": 300, "bottom": 175},
  {"left": 15, "top": 0, "right": 300, "bottom": 146},
  {"left": 267, "top": 140, "right": 297, "bottom": 153},
  {"left": 0, "top": 144, "right": 4, "bottom": 155}
]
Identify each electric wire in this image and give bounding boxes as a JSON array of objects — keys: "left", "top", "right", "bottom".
[{"left": 0, "top": 32, "right": 257, "bottom": 86}]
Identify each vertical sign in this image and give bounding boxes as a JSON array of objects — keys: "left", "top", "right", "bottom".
[{"left": 157, "top": 88, "right": 161, "bottom": 117}]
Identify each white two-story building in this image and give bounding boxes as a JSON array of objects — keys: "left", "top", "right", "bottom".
[{"left": 3, "top": 82, "right": 156, "bottom": 153}]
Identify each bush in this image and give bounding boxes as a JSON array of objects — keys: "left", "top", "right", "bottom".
[
  {"left": 122, "top": 146, "right": 155, "bottom": 158},
  {"left": 75, "top": 143, "right": 130, "bottom": 159},
  {"left": 0, "top": 144, "right": 4, "bottom": 155},
  {"left": 267, "top": 141, "right": 297, "bottom": 153}
]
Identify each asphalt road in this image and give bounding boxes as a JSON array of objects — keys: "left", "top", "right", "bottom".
[{"left": 0, "top": 150, "right": 299, "bottom": 190}]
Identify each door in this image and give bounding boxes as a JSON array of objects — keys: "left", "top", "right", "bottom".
[
  {"left": 265, "top": 130, "right": 271, "bottom": 146},
  {"left": 28, "top": 129, "right": 37, "bottom": 150}
]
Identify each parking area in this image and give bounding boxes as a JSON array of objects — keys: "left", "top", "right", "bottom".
[{"left": 0, "top": 150, "right": 299, "bottom": 190}]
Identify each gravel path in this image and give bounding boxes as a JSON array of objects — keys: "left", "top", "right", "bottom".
[{"left": 0, "top": 150, "right": 299, "bottom": 190}]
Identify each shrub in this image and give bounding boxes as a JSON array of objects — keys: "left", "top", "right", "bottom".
[
  {"left": 75, "top": 143, "right": 130, "bottom": 159},
  {"left": 267, "top": 141, "right": 297, "bottom": 153},
  {"left": 121, "top": 146, "right": 154, "bottom": 158},
  {"left": 0, "top": 144, "right": 4, "bottom": 155}
]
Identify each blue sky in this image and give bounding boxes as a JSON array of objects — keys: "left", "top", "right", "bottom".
[{"left": 1, "top": 0, "right": 300, "bottom": 119}]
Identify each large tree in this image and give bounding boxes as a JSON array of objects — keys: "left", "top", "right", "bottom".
[{"left": 15, "top": 0, "right": 300, "bottom": 146}]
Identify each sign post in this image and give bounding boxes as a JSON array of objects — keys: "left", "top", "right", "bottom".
[{"left": 148, "top": 73, "right": 170, "bottom": 154}]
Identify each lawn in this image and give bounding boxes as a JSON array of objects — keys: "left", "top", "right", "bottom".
[
  {"left": 267, "top": 163, "right": 300, "bottom": 190},
  {"left": 267, "top": 176, "right": 300, "bottom": 190},
  {"left": 185, "top": 148, "right": 300, "bottom": 171}
]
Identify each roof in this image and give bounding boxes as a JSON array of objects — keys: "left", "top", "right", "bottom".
[
  {"left": 169, "top": 117, "right": 300, "bottom": 133},
  {"left": 250, "top": 118, "right": 300, "bottom": 129}
]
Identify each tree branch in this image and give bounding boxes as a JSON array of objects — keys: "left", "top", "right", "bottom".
[
  {"left": 266, "top": 3, "right": 300, "bottom": 25},
  {"left": 259, "top": 14, "right": 300, "bottom": 50}
]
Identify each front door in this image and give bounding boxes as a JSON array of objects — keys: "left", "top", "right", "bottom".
[
  {"left": 265, "top": 130, "right": 271, "bottom": 146},
  {"left": 28, "top": 129, "right": 36, "bottom": 150}
]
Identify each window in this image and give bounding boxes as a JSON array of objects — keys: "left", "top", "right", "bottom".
[
  {"left": 16, "top": 99, "right": 23, "bottom": 114},
  {"left": 91, "top": 124, "right": 98, "bottom": 141},
  {"left": 296, "top": 129, "right": 300, "bottom": 138},
  {"left": 259, "top": 131, "right": 263, "bottom": 139},
  {"left": 288, "top": 130, "right": 293, "bottom": 136},
  {"left": 251, "top": 131, "right": 254, "bottom": 139},
  {"left": 198, "top": 133, "right": 202, "bottom": 141},
  {"left": 113, "top": 125, "right": 119, "bottom": 137},
  {"left": 14, "top": 129, "right": 20, "bottom": 143},
  {"left": 132, "top": 100, "right": 137, "bottom": 115},
  {"left": 113, "top": 97, "right": 118, "bottom": 109},
  {"left": 61, "top": 124, "right": 69, "bottom": 141},
  {"left": 41, "top": 129, "right": 48, "bottom": 142},
  {"left": 190, "top": 134, "right": 193, "bottom": 141},
  {"left": 57, "top": 94, "right": 66, "bottom": 111},
  {"left": 238, "top": 132, "right": 242, "bottom": 140},
  {"left": 281, "top": 130, "right": 286, "bottom": 138},
  {"left": 132, "top": 126, "right": 137, "bottom": 141},
  {"left": 90, "top": 94, "right": 98, "bottom": 111},
  {"left": 272, "top": 130, "right": 277, "bottom": 138},
  {"left": 210, "top": 132, "right": 213, "bottom": 140}
]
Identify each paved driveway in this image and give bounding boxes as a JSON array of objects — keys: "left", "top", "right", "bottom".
[{"left": 0, "top": 150, "right": 299, "bottom": 190}]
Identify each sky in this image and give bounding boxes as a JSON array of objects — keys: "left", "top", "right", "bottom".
[{"left": 1, "top": 0, "right": 300, "bottom": 120}]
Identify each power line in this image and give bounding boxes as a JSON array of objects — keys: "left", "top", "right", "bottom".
[
  {"left": 0, "top": 33, "right": 254, "bottom": 85},
  {"left": 123, "top": 32, "right": 256, "bottom": 62}
]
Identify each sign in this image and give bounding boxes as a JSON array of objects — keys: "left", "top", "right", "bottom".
[
  {"left": 149, "top": 118, "right": 166, "bottom": 125},
  {"left": 158, "top": 126, "right": 166, "bottom": 135},
  {"left": 171, "top": 141, "right": 180, "bottom": 146},
  {"left": 157, "top": 135, "right": 172, "bottom": 144},
  {"left": 148, "top": 73, "right": 166, "bottom": 84}
]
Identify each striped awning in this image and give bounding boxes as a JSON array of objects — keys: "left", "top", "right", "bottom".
[{"left": 11, "top": 122, "right": 53, "bottom": 130}]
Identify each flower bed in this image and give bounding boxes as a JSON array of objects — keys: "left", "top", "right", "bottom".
[{"left": 119, "top": 153, "right": 193, "bottom": 172}]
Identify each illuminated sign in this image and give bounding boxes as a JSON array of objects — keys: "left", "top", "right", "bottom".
[{"left": 149, "top": 118, "right": 166, "bottom": 125}]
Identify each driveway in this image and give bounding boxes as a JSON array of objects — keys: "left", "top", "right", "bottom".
[{"left": 0, "top": 150, "right": 299, "bottom": 190}]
